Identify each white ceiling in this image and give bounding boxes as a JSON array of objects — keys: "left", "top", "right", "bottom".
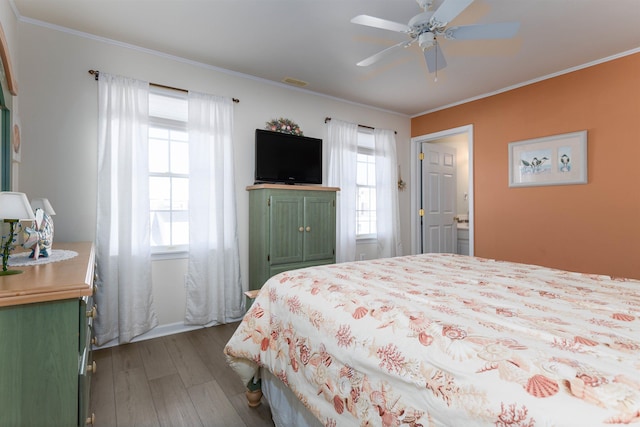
[{"left": 12, "top": 0, "right": 640, "bottom": 116}]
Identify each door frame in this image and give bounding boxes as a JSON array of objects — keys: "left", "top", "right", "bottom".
[{"left": 410, "top": 124, "right": 474, "bottom": 256}]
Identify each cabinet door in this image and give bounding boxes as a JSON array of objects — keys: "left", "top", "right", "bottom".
[
  {"left": 0, "top": 306, "right": 21, "bottom": 425},
  {"left": 303, "top": 195, "right": 335, "bottom": 262},
  {"left": 269, "top": 195, "right": 304, "bottom": 265},
  {"left": 0, "top": 300, "right": 78, "bottom": 427}
]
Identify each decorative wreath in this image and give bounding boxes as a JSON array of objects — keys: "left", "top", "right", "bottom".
[{"left": 265, "top": 118, "right": 303, "bottom": 136}]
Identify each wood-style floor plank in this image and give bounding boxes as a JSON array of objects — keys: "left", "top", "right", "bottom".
[
  {"left": 149, "top": 373, "right": 203, "bottom": 427},
  {"left": 228, "top": 391, "right": 275, "bottom": 427},
  {"left": 188, "top": 380, "right": 247, "bottom": 427},
  {"left": 90, "top": 323, "right": 275, "bottom": 427},
  {"left": 90, "top": 348, "right": 116, "bottom": 427},
  {"left": 163, "top": 332, "right": 214, "bottom": 388},
  {"left": 112, "top": 341, "right": 144, "bottom": 373},
  {"left": 114, "top": 367, "right": 160, "bottom": 427},
  {"left": 138, "top": 337, "right": 178, "bottom": 381},
  {"left": 207, "top": 321, "right": 242, "bottom": 347},
  {"left": 188, "top": 327, "right": 246, "bottom": 396}
]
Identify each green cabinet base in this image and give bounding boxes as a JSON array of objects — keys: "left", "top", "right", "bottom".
[{"left": 248, "top": 185, "right": 337, "bottom": 292}]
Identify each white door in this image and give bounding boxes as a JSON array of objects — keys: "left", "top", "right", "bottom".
[{"left": 421, "top": 142, "right": 457, "bottom": 253}]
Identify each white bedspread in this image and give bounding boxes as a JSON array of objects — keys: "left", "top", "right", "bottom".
[{"left": 225, "top": 254, "right": 640, "bottom": 426}]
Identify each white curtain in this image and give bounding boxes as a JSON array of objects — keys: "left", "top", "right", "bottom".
[
  {"left": 185, "top": 91, "right": 243, "bottom": 325},
  {"left": 326, "top": 119, "right": 359, "bottom": 263},
  {"left": 95, "top": 73, "right": 158, "bottom": 345},
  {"left": 374, "top": 129, "right": 403, "bottom": 258}
]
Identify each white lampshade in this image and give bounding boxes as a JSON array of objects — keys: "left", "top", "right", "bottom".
[
  {"left": 30, "top": 198, "right": 56, "bottom": 215},
  {"left": 0, "top": 192, "right": 36, "bottom": 221}
]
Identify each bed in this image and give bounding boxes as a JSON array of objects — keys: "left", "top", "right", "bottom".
[{"left": 224, "top": 254, "right": 640, "bottom": 426}]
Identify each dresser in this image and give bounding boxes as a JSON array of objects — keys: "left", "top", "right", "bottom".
[
  {"left": 0, "top": 242, "right": 96, "bottom": 427},
  {"left": 247, "top": 184, "right": 338, "bottom": 292}
]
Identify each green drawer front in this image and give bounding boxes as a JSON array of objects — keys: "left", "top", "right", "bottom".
[
  {"left": 0, "top": 300, "right": 79, "bottom": 426},
  {"left": 79, "top": 295, "right": 95, "bottom": 354},
  {"left": 78, "top": 341, "right": 93, "bottom": 427}
]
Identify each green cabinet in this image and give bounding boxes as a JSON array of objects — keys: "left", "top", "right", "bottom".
[{"left": 248, "top": 185, "right": 338, "bottom": 292}]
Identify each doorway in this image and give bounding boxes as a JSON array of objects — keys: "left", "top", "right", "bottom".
[{"left": 410, "top": 125, "right": 474, "bottom": 256}]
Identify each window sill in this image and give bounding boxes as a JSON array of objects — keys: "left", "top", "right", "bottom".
[
  {"left": 151, "top": 247, "right": 189, "bottom": 261},
  {"left": 356, "top": 235, "right": 377, "bottom": 244}
]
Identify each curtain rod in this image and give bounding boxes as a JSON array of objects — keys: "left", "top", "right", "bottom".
[
  {"left": 324, "top": 117, "right": 396, "bottom": 134},
  {"left": 88, "top": 70, "right": 239, "bottom": 103}
]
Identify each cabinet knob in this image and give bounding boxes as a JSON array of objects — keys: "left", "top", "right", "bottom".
[
  {"left": 298, "top": 227, "right": 304, "bottom": 232},
  {"left": 87, "top": 360, "right": 97, "bottom": 373},
  {"left": 91, "top": 337, "right": 98, "bottom": 346},
  {"left": 86, "top": 413, "right": 96, "bottom": 425},
  {"left": 305, "top": 226, "right": 311, "bottom": 232},
  {"left": 86, "top": 305, "right": 97, "bottom": 318}
]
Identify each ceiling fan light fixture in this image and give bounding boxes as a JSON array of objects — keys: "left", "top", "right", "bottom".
[
  {"left": 351, "top": 0, "right": 520, "bottom": 73},
  {"left": 418, "top": 32, "right": 435, "bottom": 50},
  {"left": 416, "top": 0, "right": 433, "bottom": 10},
  {"left": 281, "top": 77, "right": 309, "bottom": 88}
]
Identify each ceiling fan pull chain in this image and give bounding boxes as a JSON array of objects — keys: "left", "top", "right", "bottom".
[{"left": 434, "top": 43, "right": 439, "bottom": 82}]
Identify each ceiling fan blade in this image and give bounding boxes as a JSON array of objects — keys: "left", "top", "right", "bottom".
[
  {"left": 445, "top": 22, "right": 520, "bottom": 40},
  {"left": 424, "top": 43, "right": 447, "bottom": 73},
  {"left": 430, "top": 0, "right": 474, "bottom": 27},
  {"left": 350, "top": 15, "right": 411, "bottom": 33},
  {"left": 357, "top": 40, "right": 413, "bottom": 66}
]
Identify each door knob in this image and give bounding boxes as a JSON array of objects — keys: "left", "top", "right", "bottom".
[{"left": 86, "top": 306, "right": 97, "bottom": 318}]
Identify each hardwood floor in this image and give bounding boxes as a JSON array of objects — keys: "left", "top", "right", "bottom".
[{"left": 90, "top": 322, "right": 275, "bottom": 427}]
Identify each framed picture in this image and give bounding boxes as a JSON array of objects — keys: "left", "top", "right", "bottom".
[
  {"left": 508, "top": 130, "right": 587, "bottom": 187},
  {"left": 12, "top": 121, "right": 20, "bottom": 163}
]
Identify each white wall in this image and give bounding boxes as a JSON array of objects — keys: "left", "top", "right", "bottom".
[{"left": 15, "top": 20, "right": 411, "bottom": 332}]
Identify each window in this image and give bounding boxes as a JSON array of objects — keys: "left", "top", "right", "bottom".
[
  {"left": 148, "top": 88, "right": 189, "bottom": 251},
  {"left": 356, "top": 129, "right": 376, "bottom": 238}
]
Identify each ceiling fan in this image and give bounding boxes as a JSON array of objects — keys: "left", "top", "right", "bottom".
[{"left": 351, "top": 0, "right": 520, "bottom": 73}]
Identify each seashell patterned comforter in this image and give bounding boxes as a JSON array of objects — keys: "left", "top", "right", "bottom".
[{"left": 224, "top": 254, "right": 640, "bottom": 426}]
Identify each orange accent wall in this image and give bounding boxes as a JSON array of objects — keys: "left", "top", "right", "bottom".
[{"left": 412, "top": 53, "right": 640, "bottom": 279}]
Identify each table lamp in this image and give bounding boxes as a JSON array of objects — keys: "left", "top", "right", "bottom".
[
  {"left": 31, "top": 198, "right": 56, "bottom": 216},
  {"left": 0, "top": 192, "right": 36, "bottom": 275},
  {"left": 27, "top": 197, "right": 56, "bottom": 258}
]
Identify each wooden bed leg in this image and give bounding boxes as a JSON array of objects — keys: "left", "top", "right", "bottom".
[
  {"left": 246, "top": 377, "right": 262, "bottom": 407},
  {"left": 246, "top": 388, "right": 263, "bottom": 407}
]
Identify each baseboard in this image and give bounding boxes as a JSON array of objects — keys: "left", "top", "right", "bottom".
[{"left": 93, "top": 317, "right": 243, "bottom": 349}]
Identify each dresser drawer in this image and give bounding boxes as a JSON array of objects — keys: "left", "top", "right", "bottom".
[
  {"left": 78, "top": 338, "right": 95, "bottom": 426},
  {"left": 79, "top": 295, "right": 96, "bottom": 354},
  {"left": 78, "top": 294, "right": 96, "bottom": 425}
]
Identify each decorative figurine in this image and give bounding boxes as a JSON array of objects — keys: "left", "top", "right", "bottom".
[{"left": 22, "top": 208, "right": 54, "bottom": 259}]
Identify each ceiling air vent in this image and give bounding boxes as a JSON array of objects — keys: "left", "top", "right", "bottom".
[{"left": 282, "top": 77, "right": 309, "bottom": 88}]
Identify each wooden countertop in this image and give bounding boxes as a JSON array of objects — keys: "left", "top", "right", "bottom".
[
  {"left": 0, "top": 241, "right": 95, "bottom": 307},
  {"left": 247, "top": 184, "right": 340, "bottom": 192}
]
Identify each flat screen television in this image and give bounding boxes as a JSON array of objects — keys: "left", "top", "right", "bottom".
[{"left": 254, "top": 129, "right": 322, "bottom": 184}]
